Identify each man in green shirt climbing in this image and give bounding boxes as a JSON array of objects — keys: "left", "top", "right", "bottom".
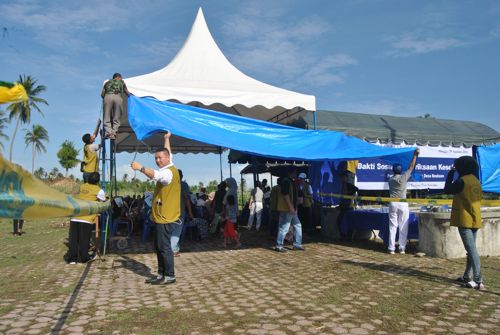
[{"left": 101, "top": 73, "right": 130, "bottom": 139}]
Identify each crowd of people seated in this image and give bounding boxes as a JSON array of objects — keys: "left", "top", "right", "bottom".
[{"left": 105, "top": 169, "right": 316, "bottom": 253}]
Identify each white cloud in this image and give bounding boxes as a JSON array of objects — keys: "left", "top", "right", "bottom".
[
  {"left": 219, "top": 5, "right": 356, "bottom": 89},
  {"left": 333, "top": 98, "right": 423, "bottom": 117},
  {"left": 387, "top": 35, "right": 464, "bottom": 57},
  {"left": 301, "top": 54, "right": 358, "bottom": 86},
  {"left": 383, "top": 4, "right": 476, "bottom": 57},
  {"left": 129, "top": 37, "right": 184, "bottom": 69},
  {"left": 0, "top": 0, "right": 145, "bottom": 52}
]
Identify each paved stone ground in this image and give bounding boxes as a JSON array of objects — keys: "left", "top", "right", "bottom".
[{"left": 0, "top": 230, "right": 499, "bottom": 335}]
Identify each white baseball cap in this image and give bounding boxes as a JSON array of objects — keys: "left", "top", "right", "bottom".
[{"left": 298, "top": 173, "right": 307, "bottom": 179}]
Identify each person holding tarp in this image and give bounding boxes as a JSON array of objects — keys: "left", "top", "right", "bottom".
[
  {"left": 66, "top": 172, "right": 106, "bottom": 264},
  {"left": 388, "top": 149, "right": 419, "bottom": 255},
  {"left": 101, "top": 73, "right": 129, "bottom": 139},
  {"left": 444, "top": 156, "right": 484, "bottom": 290},
  {"left": 81, "top": 118, "right": 101, "bottom": 182},
  {"left": 131, "top": 131, "right": 180, "bottom": 285}
]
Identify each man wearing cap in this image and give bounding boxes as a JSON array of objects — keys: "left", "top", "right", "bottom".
[
  {"left": 274, "top": 166, "right": 304, "bottom": 252},
  {"left": 388, "top": 149, "right": 419, "bottom": 254},
  {"left": 297, "top": 173, "right": 314, "bottom": 232},
  {"left": 101, "top": 73, "right": 130, "bottom": 139}
]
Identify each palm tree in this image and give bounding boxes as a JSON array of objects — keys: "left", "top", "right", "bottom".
[
  {"left": 34, "top": 167, "right": 47, "bottom": 179},
  {"left": 24, "top": 124, "right": 49, "bottom": 173},
  {"left": 0, "top": 109, "right": 9, "bottom": 152},
  {"left": 7, "top": 75, "right": 48, "bottom": 162},
  {"left": 49, "top": 167, "right": 60, "bottom": 180}
]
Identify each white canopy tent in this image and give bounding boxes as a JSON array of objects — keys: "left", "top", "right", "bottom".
[{"left": 117, "top": 8, "right": 316, "bottom": 153}]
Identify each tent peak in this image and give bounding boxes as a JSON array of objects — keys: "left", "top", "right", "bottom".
[{"left": 123, "top": 7, "right": 316, "bottom": 123}]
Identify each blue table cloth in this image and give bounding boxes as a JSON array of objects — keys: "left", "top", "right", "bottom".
[{"left": 340, "top": 209, "right": 418, "bottom": 244}]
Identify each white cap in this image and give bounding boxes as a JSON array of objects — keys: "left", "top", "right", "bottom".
[{"left": 298, "top": 172, "right": 307, "bottom": 179}]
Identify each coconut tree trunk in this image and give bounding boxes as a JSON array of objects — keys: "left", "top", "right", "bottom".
[
  {"left": 32, "top": 143, "right": 35, "bottom": 173},
  {"left": 9, "top": 117, "right": 21, "bottom": 162}
]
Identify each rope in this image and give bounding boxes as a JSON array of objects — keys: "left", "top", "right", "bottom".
[{"left": 319, "top": 192, "right": 500, "bottom": 207}]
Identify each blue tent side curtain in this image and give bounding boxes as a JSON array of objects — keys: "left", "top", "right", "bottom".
[
  {"left": 475, "top": 142, "right": 500, "bottom": 194},
  {"left": 128, "top": 95, "right": 417, "bottom": 167}
]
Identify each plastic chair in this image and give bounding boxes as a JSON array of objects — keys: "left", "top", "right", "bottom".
[
  {"left": 112, "top": 218, "right": 133, "bottom": 236},
  {"left": 181, "top": 217, "right": 199, "bottom": 241}
]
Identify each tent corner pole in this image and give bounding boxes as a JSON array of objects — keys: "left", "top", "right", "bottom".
[{"left": 219, "top": 147, "right": 223, "bottom": 182}]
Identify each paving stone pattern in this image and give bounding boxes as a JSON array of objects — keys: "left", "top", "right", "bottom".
[{"left": 0, "top": 232, "right": 499, "bottom": 335}]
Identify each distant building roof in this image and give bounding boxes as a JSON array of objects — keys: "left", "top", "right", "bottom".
[{"left": 297, "top": 110, "right": 500, "bottom": 147}]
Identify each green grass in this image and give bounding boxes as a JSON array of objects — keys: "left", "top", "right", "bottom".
[
  {"left": 0, "top": 218, "right": 70, "bottom": 301},
  {"left": 95, "top": 306, "right": 259, "bottom": 335}
]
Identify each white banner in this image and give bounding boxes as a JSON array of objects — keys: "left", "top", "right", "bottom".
[{"left": 356, "top": 143, "right": 472, "bottom": 190}]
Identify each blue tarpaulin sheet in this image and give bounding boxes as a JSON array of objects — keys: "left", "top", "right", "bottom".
[
  {"left": 128, "top": 96, "right": 416, "bottom": 162},
  {"left": 476, "top": 142, "right": 500, "bottom": 193}
]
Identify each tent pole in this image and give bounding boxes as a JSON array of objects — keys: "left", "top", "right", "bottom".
[
  {"left": 219, "top": 147, "right": 223, "bottom": 182},
  {"left": 240, "top": 174, "right": 244, "bottom": 208},
  {"left": 313, "top": 110, "right": 317, "bottom": 130},
  {"left": 229, "top": 162, "right": 232, "bottom": 178}
]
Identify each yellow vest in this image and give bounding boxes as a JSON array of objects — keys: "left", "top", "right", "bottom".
[
  {"left": 270, "top": 185, "right": 280, "bottom": 211},
  {"left": 450, "top": 174, "right": 482, "bottom": 229},
  {"left": 302, "top": 181, "right": 313, "bottom": 208},
  {"left": 346, "top": 160, "right": 358, "bottom": 174},
  {"left": 151, "top": 166, "right": 181, "bottom": 224},
  {"left": 83, "top": 144, "right": 98, "bottom": 173},
  {"left": 276, "top": 178, "right": 295, "bottom": 212},
  {"left": 73, "top": 183, "right": 102, "bottom": 223}
]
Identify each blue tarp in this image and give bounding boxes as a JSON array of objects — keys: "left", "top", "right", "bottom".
[
  {"left": 476, "top": 142, "right": 500, "bottom": 193},
  {"left": 128, "top": 96, "right": 416, "bottom": 162}
]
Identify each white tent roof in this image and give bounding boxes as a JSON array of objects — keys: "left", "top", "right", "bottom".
[{"left": 117, "top": 8, "right": 316, "bottom": 153}]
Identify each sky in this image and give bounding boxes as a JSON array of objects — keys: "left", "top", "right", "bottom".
[{"left": 1, "top": 0, "right": 499, "bottom": 187}]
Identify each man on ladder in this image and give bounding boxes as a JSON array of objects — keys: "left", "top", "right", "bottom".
[
  {"left": 101, "top": 73, "right": 130, "bottom": 140},
  {"left": 81, "top": 118, "right": 102, "bottom": 182}
]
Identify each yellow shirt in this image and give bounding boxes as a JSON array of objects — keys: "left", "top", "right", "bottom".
[
  {"left": 83, "top": 144, "right": 98, "bottom": 173},
  {"left": 73, "top": 183, "right": 102, "bottom": 223},
  {"left": 450, "top": 174, "right": 482, "bottom": 229},
  {"left": 151, "top": 165, "right": 181, "bottom": 224}
]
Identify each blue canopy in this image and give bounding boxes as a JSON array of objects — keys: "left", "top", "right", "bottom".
[
  {"left": 128, "top": 96, "right": 416, "bottom": 163},
  {"left": 476, "top": 142, "right": 500, "bottom": 193}
]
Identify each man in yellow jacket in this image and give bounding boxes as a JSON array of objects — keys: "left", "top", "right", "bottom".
[
  {"left": 67, "top": 172, "right": 106, "bottom": 264},
  {"left": 131, "top": 131, "right": 180, "bottom": 285},
  {"left": 444, "top": 156, "right": 483, "bottom": 290}
]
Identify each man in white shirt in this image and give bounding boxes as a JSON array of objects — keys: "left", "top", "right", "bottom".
[
  {"left": 388, "top": 149, "right": 419, "bottom": 254},
  {"left": 247, "top": 181, "right": 264, "bottom": 231},
  {"left": 131, "top": 131, "right": 180, "bottom": 285}
]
